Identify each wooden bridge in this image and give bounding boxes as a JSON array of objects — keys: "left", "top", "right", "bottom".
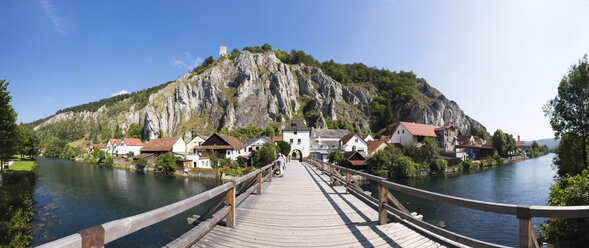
[{"left": 37, "top": 159, "right": 589, "bottom": 248}]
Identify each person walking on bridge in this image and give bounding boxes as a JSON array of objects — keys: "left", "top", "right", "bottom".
[{"left": 277, "top": 153, "right": 285, "bottom": 177}]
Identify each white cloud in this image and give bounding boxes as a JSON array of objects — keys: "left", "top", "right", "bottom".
[
  {"left": 171, "top": 52, "right": 203, "bottom": 70},
  {"left": 40, "top": 0, "right": 66, "bottom": 36},
  {"left": 112, "top": 90, "right": 129, "bottom": 96}
]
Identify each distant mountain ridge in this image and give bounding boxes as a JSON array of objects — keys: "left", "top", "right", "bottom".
[
  {"left": 526, "top": 138, "right": 560, "bottom": 149},
  {"left": 29, "top": 46, "right": 486, "bottom": 143}
]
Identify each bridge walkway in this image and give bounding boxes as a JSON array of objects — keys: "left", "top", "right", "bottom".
[{"left": 192, "top": 161, "right": 445, "bottom": 248}]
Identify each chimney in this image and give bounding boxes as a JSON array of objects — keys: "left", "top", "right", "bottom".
[{"left": 518, "top": 135, "right": 520, "bottom": 142}]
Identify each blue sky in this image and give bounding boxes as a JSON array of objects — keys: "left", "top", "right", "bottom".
[{"left": 1, "top": 0, "right": 589, "bottom": 140}]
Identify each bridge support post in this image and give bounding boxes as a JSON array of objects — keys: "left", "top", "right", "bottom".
[
  {"left": 346, "top": 171, "right": 351, "bottom": 194},
  {"left": 256, "top": 172, "right": 263, "bottom": 195},
  {"left": 226, "top": 181, "right": 236, "bottom": 228},
  {"left": 330, "top": 165, "right": 334, "bottom": 183},
  {"left": 517, "top": 205, "right": 538, "bottom": 248},
  {"left": 321, "top": 163, "right": 325, "bottom": 174},
  {"left": 269, "top": 166, "right": 272, "bottom": 182},
  {"left": 378, "top": 182, "right": 388, "bottom": 225}
]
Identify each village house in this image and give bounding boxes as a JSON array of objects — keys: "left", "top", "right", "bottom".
[
  {"left": 118, "top": 138, "right": 144, "bottom": 156},
  {"left": 265, "top": 136, "right": 283, "bottom": 144},
  {"left": 90, "top": 144, "right": 107, "bottom": 154},
  {"left": 140, "top": 137, "right": 186, "bottom": 156},
  {"left": 310, "top": 128, "right": 350, "bottom": 162},
  {"left": 361, "top": 134, "right": 375, "bottom": 142},
  {"left": 195, "top": 133, "right": 245, "bottom": 160},
  {"left": 390, "top": 122, "right": 457, "bottom": 152},
  {"left": 185, "top": 135, "right": 208, "bottom": 154},
  {"left": 344, "top": 151, "right": 370, "bottom": 170},
  {"left": 241, "top": 137, "right": 273, "bottom": 158},
  {"left": 106, "top": 138, "right": 122, "bottom": 156},
  {"left": 367, "top": 140, "right": 388, "bottom": 155},
  {"left": 283, "top": 116, "right": 311, "bottom": 160},
  {"left": 516, "top": 135, "right": 527, "bottom": 150},
  {"left": 339, "top": 133, "right": 368, "bottom": 153}
]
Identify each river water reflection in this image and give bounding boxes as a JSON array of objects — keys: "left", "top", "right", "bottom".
[
  {"left": 362, "top": 153, "right": 556, "bottom": 247},
  {"left": 32, "top": 157, "right": 221, "bottom": 247}
]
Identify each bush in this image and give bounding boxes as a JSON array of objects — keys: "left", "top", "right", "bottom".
[
  {"left": 254, "top": 142, "right": 277, "bottom": 167},
  {"left": 136, "top": 158, "right": 147, "bottom": 170},
  {"left": 493, "top": 154, "right": 503, "bottom": 166},
  {"left": 103, "top": 155, "right": 114, "bottom": 167},
  {"left": 395, "top": 156, "right": 417, "bottom": 178},
  {"left": 126, "top": 151, "right": 135, "bottom": 158},
  {"left": 538, "top": 170, "right": 589, "bottom": 246},
  {"left": 156, "top": 153, "right": 177, "bottom": 175},
  {"left": 430, "top": 158, "right": 448, "bottom": 174},
  {"left": 459, "top": 159, "right": 478, "bottom": 171}
]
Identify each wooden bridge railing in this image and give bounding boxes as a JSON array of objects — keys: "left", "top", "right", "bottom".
[
  {"left": 36, "top": 163, "right": 275, "bottom": 248},
  {"left": 303, "top": 157, "right": 589, "bottom": 248}
]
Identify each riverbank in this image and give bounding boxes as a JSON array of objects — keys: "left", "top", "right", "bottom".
[{"left": 0, "top": 160, "right": 36, "bottom": 247}]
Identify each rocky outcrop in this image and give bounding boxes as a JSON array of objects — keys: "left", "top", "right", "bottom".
[{"left": 33, "top": 50, "right": 485, "bottom": 140}]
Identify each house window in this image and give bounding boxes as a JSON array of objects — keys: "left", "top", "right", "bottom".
[
  {"left": 402, "top": 130, "right": 404, "bottom": 134},
  {"left": 397, "top": 130, "right": 400, "bottom": 134},
  {"left": 355, "top": 139, "right": 358, "bottom": 143},
  {"left": 290, "top": 139, "right": 293, "bottom": 144},
  {"left": 249, "top": 148, "right": 252, "bottom": 152},
  {"left": 297, "top": 139, "right": 301, "bottom": 144},
  {"left": 294, "top": 131, "right": 297, "bottom": 135}
]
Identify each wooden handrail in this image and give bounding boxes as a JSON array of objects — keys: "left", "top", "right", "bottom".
[
  {"left": 36, "top": 163, "right": 274, "bottom": 248},
  {"left": 304, "top": 157, "right": 589, "bottom": 248}
]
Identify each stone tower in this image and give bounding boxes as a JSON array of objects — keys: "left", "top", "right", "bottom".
[{"left": 219, "top": 46, "right": 227, "bottom": 57}]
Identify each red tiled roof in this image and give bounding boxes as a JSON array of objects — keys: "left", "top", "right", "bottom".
[
  {"left": 339, "top": 133, "right": 358, "bottom": 144},
  {"left": 265, "top": 136, "right": 283, "bottom": 142},
  {"left": 216, "top": 133, "right": 245, "bottom": 149},
  {"left": 123, "top": 138, "right": 144, "bottom": 146},
  {"left": 141, "top": 137, "right": 180, "bottom": 152},
  {"left": 398, "top": 122, "right": 437, "bottom": 137},
  {"left": 380, "top": 136, "right": 391, "bottom": 142},
  {"left": 350, "top": 160, "right": 367, "bottom": 166},
  {"left": 515, "top": 141, "right": 526, "bottom": 147},
  {"left": 457, "top": 135, "right": 472, "bottom": 145},
  {"left": 367, "top": 140, "right": 385, "bottom": 154},
  {"left": 109, "top": 139, "right": 122, "bottom": 145},
  {"left": 197, "top": 145, "right": 234, "bottom": 150},
  {"left": 92, "top": 144, "right": 106, "bottom": 149},
  {"left": 133, "top": 153, "right": 156, "bottom": 159}
]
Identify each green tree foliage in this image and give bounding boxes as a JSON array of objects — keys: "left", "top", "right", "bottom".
[
  {"left": 459, "top": 125, "right": 491, "bottom": 140},
  {"left": 372, "top": 145, "right": 417, "bottom": 178},
  {"left": 276, "top": 141, "right": 291, "bottom": 157},
  {"left": 191, "top": 56, "right": 216, "bottom": 75},
  {"left": 127, "top": 123, "right": 144, "bottom": 139},
  {"left": 492, "top": 129, "right": 517, "bottom": 157},
  {"left": 403, "top": 137, "right": 438, "bottom": 166},
  {"left": 0, "top": 78, "right": 17, "bottom": 175},
  {"left": 59, "top": 145, "right": 79, "bottom": 160},
  {"left": 459, "top": 159, "right": 479, "bottom": 172},
  {"left": 103, "top": 155, "right": 114, "bottom": 168},
  {"left": 538, "top": 170, "right": 589, "bottom": 246},
  {"left": 156, "top": 153, "right": 177, "bottom": 175},
  {"left": 254, "top": 142, "right": 276, "bottom": 167},
  {"left": 0, "top": 163, "right": 35, "bottom": 247},
  {"left": 430, "top": 158, "right": 448, "bottom": 174},
  {"left": 553, "top": 133, "right": 586, "bottom": 177},
  {"left": 43, "top": 137, "right": 67, "bottom": 158},
  {"left": 263, "top": 125, "right": 276, "bottom": 137},
  {"left": 136, "top": 158, "right": 147, "bottom": 171},
  {"left": 544, "top": 55, "right": 589, "bottom": 170},
  {"left": 113, "top": 125, "right": 123, "bottom": 139},
  {"left": 15, "top": 124, "right": 39, "bottom": 158},
  {"left": 525, "top": 141, "right": 549, "bottom": 158},
  {"left": 327, "top": 149, "right": 345, "bottom": 165}
]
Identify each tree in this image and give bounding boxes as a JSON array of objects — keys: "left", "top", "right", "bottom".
[
  {"left": 420, "top": 137, "right": 438, "bottom": 165},
  {"left": 156, "top": 153, "right": 176, "bottom": 175},
  {"left": 553, "top": 133, "right": 585, "bottom": 177},
  {"left": 276, "top": 141, "right": 291, "bottom": 157},
  {"left": 263, "top": 125, "right": 276, "bottom": 137},
  {"left": 0, "top": 78, "right": 17, "bottom": 177},
  {"left": 538, "top": 170, "right": 589, "bottom": 246},
  {"left": 327, "top": 149, "right": 345, "bottom": 165},
  {"left": 43, "top": 137, "right": 67, "bottom": 158},
  {"left": 492, "top": 129, "right": 508, "bottom": 156},
  {"left": 544, "top": 55, "right": 589, "bottom": 170},
  {"left": 208, "top": 150, "right": 221, "bottom": 180},
  {"left": 103, "top": 155, "right": 114, "bottom": 167},
  {"left": 136, "top": 158, "right": 147, "bottom": 171},
  {"left": 127, "top": 123, "right": 144, "bottom": 139},
  {"left": 430, "top": 158, "right": 448, "bottom": 174},
  {"left": 254, "top": 142, "right": 276, "bottom": 167},
  {"left": 113, "top": 125, "right": 123, "bottom": 139}
]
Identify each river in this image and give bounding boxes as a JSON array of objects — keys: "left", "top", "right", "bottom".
[
  {"left": 363, "top": 153, "right": 557, "bottom": 247},
  {"left": 31, "top": 157, "right": 221, "bottom": 247},
  {"left": 32, "top": 154, "right": 556, "bottom": 247}
]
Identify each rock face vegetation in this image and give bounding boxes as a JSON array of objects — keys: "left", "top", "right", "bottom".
[{"left": 30, "top": 44, "right": 485, "bottom": 143}]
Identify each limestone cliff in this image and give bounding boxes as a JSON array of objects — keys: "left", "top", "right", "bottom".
[{"left": 33, "top": 50, "right": 485, "bottom": 140}]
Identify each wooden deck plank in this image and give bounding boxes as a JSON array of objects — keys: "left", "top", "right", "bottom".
[{"left": 192, "top": 161, "right": 446, "bottom": 248}]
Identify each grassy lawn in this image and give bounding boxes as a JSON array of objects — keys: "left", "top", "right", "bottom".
[{"left": 8, "top": 161, "right": 35, "bottom": 171}]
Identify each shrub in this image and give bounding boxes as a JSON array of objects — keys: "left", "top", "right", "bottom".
[
  {"left": 459, "top": 159, "right": 478, "bottom": 171},
  {"left": 493, "top": 154, "right": 503, "bottom": 166},
  {"left": 156, "top": 153, "right": 177, "bottom": 175},
  {"left": 126, "top": 151, "right": 135, "bottom": 158},
  {"left": 103, "top": 155, "right": 114, "bottom": 167},
  {"left": 395, "top": 156, "right": 417, "bottom": 178},
  {"left": 136, "top": 158, "right": 147, "bottom": 170},
  {"left": 430, "top": 158, "right": 448, "bottom": 174}
]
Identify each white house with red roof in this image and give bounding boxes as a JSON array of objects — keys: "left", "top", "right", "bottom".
[
  {"left": 391, "top": 122, "right": 457, "bottom": 152},
  {"left": 339, "top": 133, "right": 368, "bottom": 153},
  {"left": 118, "top": 138, "right": 144, "bottom": 156},
  {"left": 106, "top": 139, "right": 122, "bottom": 156}
]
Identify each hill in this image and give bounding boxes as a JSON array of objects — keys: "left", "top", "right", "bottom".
[
  {"left": 526, "top": 138, "right": 560, "bottom": 149},
  {"left": 29, "top": 44, "right": 486, "bottom": 144}
]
